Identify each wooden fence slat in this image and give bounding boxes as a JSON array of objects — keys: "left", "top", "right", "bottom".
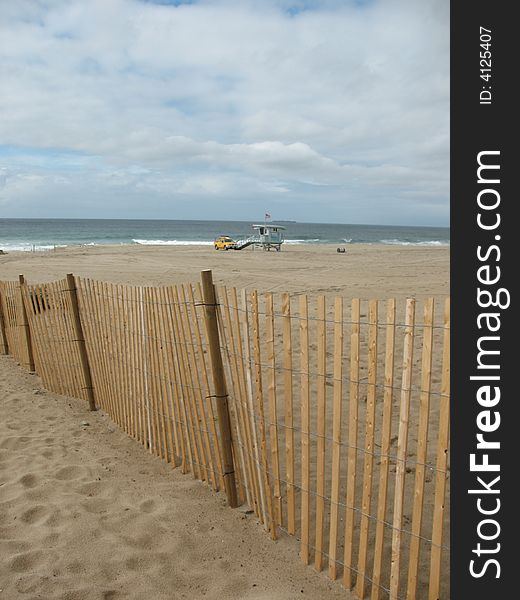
[
  {"left": 172, "top": 285, "right": 197, "bottom": 475},
  {"left": 164, "top": 285, "right": 189, "bottom": 472},
  {"left": 300, "top": 294, "right": 311, "bottom": 564},
  {"left": 220, "top": 285, "right": 252, "bottom": 506},
  {"left": 110, "top": 284, "right": 126, "bottom": 432},
  {"left": 328, "top": 296, "right": 344, "bottom": 580},
  {"left": 158, "top": 285, "right": 179, "bottom": 465},
  {"left": 105, "top": 281, "right": 121, "bottom": 426},
  {"left": 241, "top": 287, "right": 267, "bottom": 526},
  {"left": 195, "top": 282, "right": 225, "bottom": 489},
  {"left": 53, "top": 280, "right": 75, "bottom": 397},
  {"left": 172, "top": 285, "right": 201, "bottom": 477},
  {"left": 407, "top": 298, "right": 435, "bottom": 599},
  {"left": 65, "top": 274, "right": 96, "bottom": 411},
  {"left": 282, "top": 292, "right": 295, "bottom": 535},
  {"left": 18, "top": 275, "right": 35, "bottom": 372},
  {"left": 22, "top": 284, "right": 45, "bottom": 384},
  {"left": 265, "top": 292, "right": 282, "bottom": 526},
  {"left": 230, "top": 287, "right": 260, "bottom": 514},
  {"left": 371, "top": 298, "right": 397, "bottom": 600},
  {"left": 156, "top": 286, "right": 175, "bottom": 463},
  {"left": 139, "top": 285, "right": 152, "bottom": 452},
  {"left": 121, "top": 284, "right": 134, "bottom": 434},
  {"left": 200, "top": 271, "right": 238, "bottom": 507},
  {"left": 216, "top": 286, "right": 246, "bottom": 503},
  {"left": 356, "top": 299, "right": 379, "bottom": 598},
  {"left": 251, "top": 289, "right": 276, "bottom": 536},
  {"left": 87, "top": 279, "right": 110, "bottom": 413},
  {"left": 155, "top": 285, "right": 174, "bottom": 462},
  {"left": 314, "top": 295, "right": 327, "bottom": 572},
  {"left": 182, "top": 284, "right": 212, "bottom": 482},
  {"left": 389, "top": 298, "right": 416, "bottom": 599},
  {"left": 428, "top": 298, "right": 450, "bottom": 600},
  {"left": 0, "top": 285, "right": 9, "bottom": 354},
  {"left": 123, "top": 284, "right": 138, "bottom": 440},
  {"left": 151, "top": 286, "right": 169, "bottom": 460},
  {"left": 343, "top": 298, "right": 361, "bottom": 588},
  {"left": 109, "top": 283, "right": 125, "bottom": 427},
  {"left": 190, "top": 284, "right": 220, "bottom": 488}
]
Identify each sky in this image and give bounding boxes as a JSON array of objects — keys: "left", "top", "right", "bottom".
[{"left": 0, "top": 0, "right": 449, "bottom": 225}]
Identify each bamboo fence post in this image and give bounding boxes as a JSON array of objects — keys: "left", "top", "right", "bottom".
[
  {"left": 371, "top": 298, "right": 397, "bottom": 600},
  {"left": 407, "top": 298, "right": 435, "bottom": 599},
  {"left": 200, "top": 270, "right": 238, "bottom": 508},
  {"left": 328, "top": 296, "right": 344, "bottom": 580},
  {"left": 18, "top": 275, "right": 35, "bottom": 372},
  {"left": 0, "top": 287, "right": 8, "bottom": 355},
  {"left": 389, "top": 298, "right": 416, "bottom": 599},
  {"left": 65, "top": 274, "right": 96, "bottom": 411},
  {"left": 428, "top": 298, "right": 450, "bottom": 600}
]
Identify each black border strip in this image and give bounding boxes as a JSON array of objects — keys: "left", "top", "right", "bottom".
[{"left": 451, "top": 3, "right": 514, "bottom": 597}]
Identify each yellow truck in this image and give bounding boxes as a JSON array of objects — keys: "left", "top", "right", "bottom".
[{"left": 214, "top": 235, "right": 237, "bottom": 250}]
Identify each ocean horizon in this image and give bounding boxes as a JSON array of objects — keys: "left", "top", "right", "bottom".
[{"left": 0, "top": 218, "right": 450, "bottom": 252}]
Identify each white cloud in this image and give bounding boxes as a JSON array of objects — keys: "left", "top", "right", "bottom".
[{"left": 0, "top": 0, "right": 449, "bottom": 224}]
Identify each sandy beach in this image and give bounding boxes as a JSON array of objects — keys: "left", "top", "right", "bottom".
[
  {"left": 0, "top": 244, "right": 449, "bottom": 599},
  {"left": 0, "top": 243, "right": 449, "bottom": 300}
]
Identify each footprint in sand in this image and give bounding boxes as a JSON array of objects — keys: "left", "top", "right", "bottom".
[
  {"left": 75, "top": 481, "right": 106, "bottom": 497},
  {"left": 0, "top": 436, "right": 30, "bottom": 450},
  {"left": 0, "top": 539, "right": 31, "bottom": 554},
  {"left": 81, "top": 497, "right": 112, "bottom": 514},
  {"left": 20, "top": 504, "right": 50, "bottom": 525},
  {"left": 54, "top": 465, "right": 87, "bottom": 481},
  {"left": 9, "top": 549, "right": 44, "bottom": 573},
  {"left": 139, "top": 498, "right": 160, "bottom": 514},
  {"left": 19, "top": 473, "right": 39, "bottom": 488}
]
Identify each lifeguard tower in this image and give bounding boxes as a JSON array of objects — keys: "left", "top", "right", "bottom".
[
  {"left": 249, "top": 223, "right": 286, "bottom": 251},
  {"left": 229, "top": 222, "right": 287, "bottom": 251}
]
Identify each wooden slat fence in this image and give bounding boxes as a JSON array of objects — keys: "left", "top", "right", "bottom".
[{"left": 0, "top": 273, "right": 450, "bottom": 600}]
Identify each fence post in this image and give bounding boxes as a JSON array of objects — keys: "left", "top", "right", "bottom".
[
  {"left": 18, "top": 275, "right": 35, "bottom": 372},
  {"left": 200, "top": 269, "right": 238, "bottom": 508},
  {"left": 66, "top": 273, "right": 96, "bottom": 411},
  {"left": 0, "top": 286, "right": 8, "bottom": 355}
]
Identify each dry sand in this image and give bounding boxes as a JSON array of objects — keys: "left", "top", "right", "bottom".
[
  {"left": 0, "top": 244, "right": 449, "bottom": 599},
  {"left": 0, "top": 356, "right": 350, "bottom": 600},
  {"left": 0, "top": 243, "right": 449, "bottom": 300}
]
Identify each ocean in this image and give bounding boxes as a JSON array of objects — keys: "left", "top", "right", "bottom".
[{"left": 0, "top": 219, "right": 450, "bottom": 252}]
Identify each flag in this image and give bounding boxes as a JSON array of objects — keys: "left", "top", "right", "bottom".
[{"left": 265, "top": 212, "right": 271, "bottom": 220}]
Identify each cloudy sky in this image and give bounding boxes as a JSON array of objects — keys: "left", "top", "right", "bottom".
[{"left": 0, "top": 0, "right": 449, "bottom": 225}]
